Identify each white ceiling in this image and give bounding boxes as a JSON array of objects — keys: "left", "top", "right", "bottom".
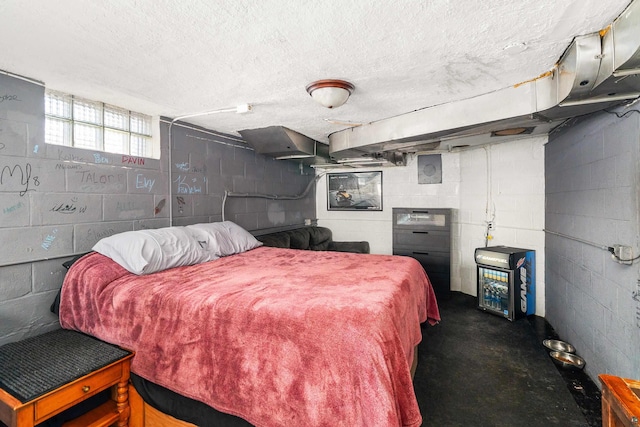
[{"left": 0, "top": 0, "right": 632, "bottom": 144}]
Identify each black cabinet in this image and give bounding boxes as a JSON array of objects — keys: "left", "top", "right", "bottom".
[{"left": 392, "top": 208, "right": 451, "bottom": 299}]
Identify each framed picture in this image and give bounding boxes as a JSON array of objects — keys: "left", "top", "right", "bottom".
[{"left": 327, "top": 171, "right": 383, "bottom": 211}]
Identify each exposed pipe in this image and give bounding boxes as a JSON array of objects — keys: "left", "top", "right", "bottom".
[
  {"left": 222, "top": 171, "right": 325, "bottom": 221},
  {"left": 0, "top": 68, "right": 44, "bottom": 85},
  {"left": 543, "top": 229, "right": 609, "bottom": 251},
  {"left": 484, "top": 146, "right": 496, "bottom": 247},
  {"left": 159, "top": 118, "right": 246, "bottom": 144}
]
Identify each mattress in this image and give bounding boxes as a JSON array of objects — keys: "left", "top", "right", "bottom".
[{"left": 60, "top": 246, "right": 440, "bottom": 426}]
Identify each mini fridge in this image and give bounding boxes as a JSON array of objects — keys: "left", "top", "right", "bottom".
[{"left": 474, "top": 246, "right": 535, "bottom": 321}]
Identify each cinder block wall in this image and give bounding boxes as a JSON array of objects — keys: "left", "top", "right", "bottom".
[
  {"left": 457, "top": 137, "right": 546, "bottom": 314},
  {"left": 545, "top": 110, "right": 640, "bottom": 380},
  {"left": 317, "top": 137, "right": 546, "bottom": 316},
  {"left": 166, "top": 121, "right": 315, "bottom": 230},
  {"left": 0, "top": 72, "right": 315, "bottom": 345},
  {"left": 0, "top": 73, "right": 169, "bottom": 344}
]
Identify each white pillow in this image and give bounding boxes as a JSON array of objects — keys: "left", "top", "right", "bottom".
[
  {"left": 92, "top": 226, "right": 215, "bottom": 275},
  {"left": 184, "top": 223, "right": 225, "bottom": 257},
  {"left": 186, "top": 221, "right": 262, "bottom": 257}
]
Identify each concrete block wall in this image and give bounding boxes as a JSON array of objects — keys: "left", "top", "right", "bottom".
[
  {"left": 0, "top": 72, "right": 316, "bottom": 345},
  {"left": 0, "top": 73, "right": 171, "bottom": 345},
  {"left": 316, "top": 137, "right": 546, "bottom": 315},
  {"left": 546, "top": 110, "right": 640, "bottom": 380},
  {"left": 165, "top": 121, "right": 315, "bottom": 231},
  {"left": 316, "top": 153, "right": 463, "bottom": 289},
  {"left": 458, "top": 137, "right": 546, "bottom": 315},
  {"left": 315, "top": 153, "right": 461, "bottom": 252}
]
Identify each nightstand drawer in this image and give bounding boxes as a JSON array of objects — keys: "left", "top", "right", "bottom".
[
  {"left": 35, "top": 362, "right": 123, "bottom": 422},
  {"left": 0, "top": 329, "right": 133, "bottom": 427}
]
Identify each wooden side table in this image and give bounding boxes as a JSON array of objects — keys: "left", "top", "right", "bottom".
[
  {"left": 600, "top": 374, "right": 640, "bottom": 427},
  {"left": 0, "top": 329, "right": 134, "bottom": 427}
]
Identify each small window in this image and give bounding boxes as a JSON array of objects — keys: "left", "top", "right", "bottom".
[{"left": 44, "top": 90, "right": 156, "bottom": 158}]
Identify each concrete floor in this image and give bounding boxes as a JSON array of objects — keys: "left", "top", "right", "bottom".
[
  {"left": 415, "top": 292, "right": 601, "bottom": 427},
  {"left": 25, "top": 291, "right": 602, "bottom": 427}
]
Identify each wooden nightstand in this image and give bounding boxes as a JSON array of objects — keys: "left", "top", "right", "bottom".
[
  {"left": 0, "top": 329, "right": 134, "bottom": 427},
  {"left": 600, "top": 374, "right": 640, "bottom": 427}
]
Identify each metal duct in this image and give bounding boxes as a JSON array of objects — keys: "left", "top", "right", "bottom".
[
  {"left": 329, "top": 0, "right": 640, "bottom": 159},
  {"left": 314, "top": 151, "right": 407, "bottom": 169},
  {"left": 239, "top": 126, "right": 333, "bottom": 165}
]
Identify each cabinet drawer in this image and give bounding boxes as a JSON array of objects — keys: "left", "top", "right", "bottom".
[
  {"left": 425, "top": 271, "right": 450, "bottom": 285},
  {"left": 424, "top": 272, "right": 451, "bottom": 296},
  {"left": 393, "top": 208, "right": 451, "bottom": 231},
  {"left": 393, "top": 229, "right": 450, "bottom": 250},
  {"left": 394, "top": 250, "right": 450, "bottom": 274},
  {"left": 35, "top": 362, "right": 123, "bottom": 421}
]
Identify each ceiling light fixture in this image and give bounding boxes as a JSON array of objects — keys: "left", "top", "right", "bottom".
[{"left": 306, "top": 79, "right": 355, "bottom": 109}]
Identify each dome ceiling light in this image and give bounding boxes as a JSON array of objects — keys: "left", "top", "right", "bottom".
[{"left": 306, "top": 79, "right": 355, "bottom": 109}]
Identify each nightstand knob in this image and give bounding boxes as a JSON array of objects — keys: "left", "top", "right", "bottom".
[{"left": 82, "top": 385, "right": 90, "bottom": 393}]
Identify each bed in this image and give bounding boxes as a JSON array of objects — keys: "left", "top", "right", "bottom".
[{"left": 58, "top": 222, "right": 440, "bottom": 427}]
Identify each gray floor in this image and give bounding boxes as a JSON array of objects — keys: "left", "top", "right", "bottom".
[{"left": 414, "top": 292, "right": 600, "bottom": 427}]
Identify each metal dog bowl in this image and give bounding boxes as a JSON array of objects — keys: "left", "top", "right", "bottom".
[
  {"left": 543, "top": 339, "right": 576, "bottom": 353},
  {"left": 550, "top": 350, "right": 585, "bottom": 370}
]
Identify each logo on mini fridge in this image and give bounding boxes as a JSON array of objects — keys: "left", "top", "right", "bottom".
[{"left": 518, "top": 257, "right": 527, "bottom": 312}]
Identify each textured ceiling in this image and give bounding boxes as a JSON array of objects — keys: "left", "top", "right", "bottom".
[{"left": 0, "top": 0, "right": 632, "bottom": 143}]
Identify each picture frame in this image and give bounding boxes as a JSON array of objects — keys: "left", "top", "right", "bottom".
[{"left": 327, "top": 171, "right": 383, "bottom": 211}]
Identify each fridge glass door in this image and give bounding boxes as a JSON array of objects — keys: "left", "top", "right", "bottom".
[{"left": 479, "top": 267, "right": 511, "bottom": 316}]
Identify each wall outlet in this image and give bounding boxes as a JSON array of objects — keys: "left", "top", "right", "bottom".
[{"left": 612, "top": 245, "right": 633, "bottom": 265}]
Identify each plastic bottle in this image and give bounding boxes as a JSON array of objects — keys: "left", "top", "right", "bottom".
[
  {"left": 483, "top": 283, "right": 491, "bottom": 308},
  {"left": 500, "top": 284, "right": 509, "bottom": 313},
  {"left": 491, "top": 283, "right": 498, "bottom": 309}
]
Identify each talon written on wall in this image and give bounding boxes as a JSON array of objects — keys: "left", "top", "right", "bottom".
[
  {"left": 1, "top": 70, "right": 317, "bottom": 343},
  {"left": 0, "top": 72, "right": 168, "bottom": 266}
]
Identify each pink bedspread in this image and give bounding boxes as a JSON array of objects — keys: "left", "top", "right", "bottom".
[{"left": 60, "top": 247, "right": 440, "bottom": 427}]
